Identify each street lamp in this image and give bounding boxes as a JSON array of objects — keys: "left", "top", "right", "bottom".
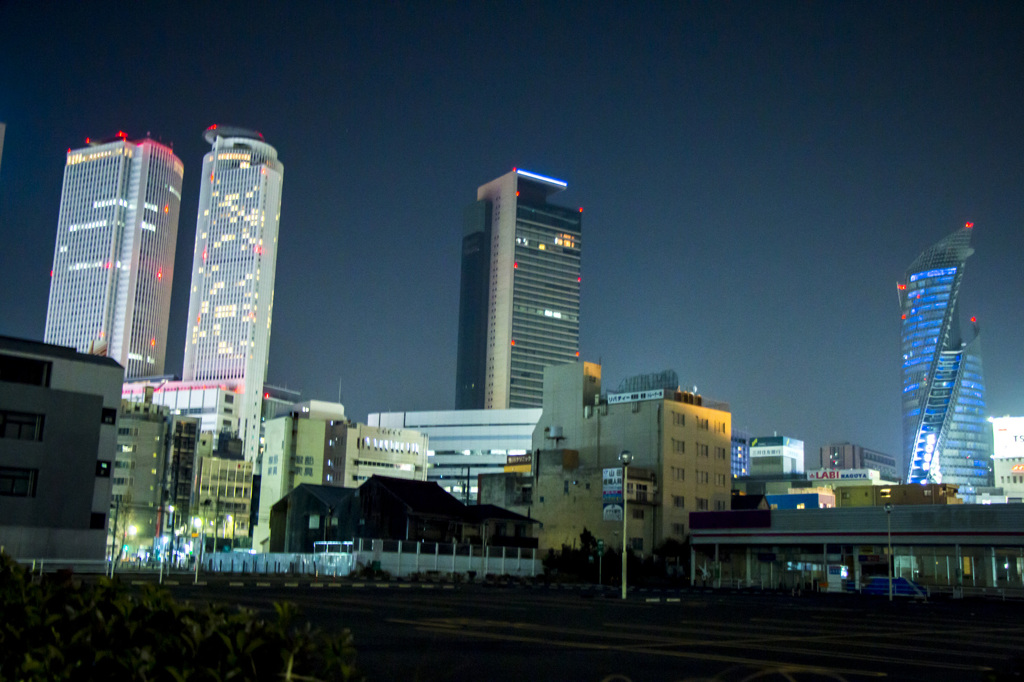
[
  {"left": 193, "top": 516, "right": 204, "bottom": 584},
  {"left": 884, "top": 503, "right": 894, "bottom": 601},
  {"left": 619, "top": 450, "right": 633, "bottom": 600}
]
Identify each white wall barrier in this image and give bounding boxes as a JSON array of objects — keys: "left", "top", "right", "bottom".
[{"left": 200, "top": 540, "right": 540, "bottom": 579}]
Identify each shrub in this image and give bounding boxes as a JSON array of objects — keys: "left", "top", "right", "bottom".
[{"left": 0, "top": 552, "right": 361, "bottom": 681}]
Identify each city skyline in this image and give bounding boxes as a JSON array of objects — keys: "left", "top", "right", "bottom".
[{"left": 1, "top": 3, "right": 1022, "bottom": 460}]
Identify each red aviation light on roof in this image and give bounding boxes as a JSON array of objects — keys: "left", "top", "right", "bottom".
[
  {"left": 579, "top": 207, "right": 583, "bottom": 213},
  {"left": 164, "top": 204, "right": 169, "bottom": 213},
  {"left": 157, "top": 267, "right": 163, "bottom": 280},
  {"left": 971, "top": 316, "right": 977, "bottom": 323},
  {"left": 897, "top": 283, "right": 906, "bottom": 290},
  {"left": 50, "top": 270, "right": 54, "bottom": 277},
  {"left": 117, "top": 131, "right": 127, "bottom": 139},
  {"left": 264, "top": 393, "right": 270, "bottom": 398},
  {"left": 965, "top": 222, "right": 974, "bottom": 228},
  {"left": 150, "top": 338, "right": 156, "bottom": 347},
  {"left": 510, "top": 339, "right": 516, "bottom": 345}
]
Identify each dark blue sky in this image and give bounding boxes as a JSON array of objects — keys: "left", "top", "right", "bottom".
[{"left": 1, "top": 2, "right": 1021, "bottom": 464}]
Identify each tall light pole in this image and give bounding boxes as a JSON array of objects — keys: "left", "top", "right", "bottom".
[
  {"left": 619, "top": 450, "right": 632, "bottom": 600},
  {"left": 884, "top": 503, "right": 894, "bottom": 601},
  {"left": 193, "top": 516, "right": 203, "bottom": 584}
]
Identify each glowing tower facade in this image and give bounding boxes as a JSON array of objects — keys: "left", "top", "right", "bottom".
[
  {"left": 455, "top": 169, "right": 582, "bottom": 409},
  {"left": 182, "top": 126, "right": 284, "bottom": 461},
  {"left": 899, "top": 224, "right": 988, "bottom": 500},
  {"left": 44, "top": 134, "right": 183, "bottom": 377}
]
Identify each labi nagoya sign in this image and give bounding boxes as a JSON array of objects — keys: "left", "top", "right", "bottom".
[{"left": 806, "top": 469, "right": 875, "bottom": 481}]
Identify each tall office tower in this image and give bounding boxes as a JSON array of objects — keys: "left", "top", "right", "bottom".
[
  {"left": 455, "top": 169, "right": 582, "bottom": 409},
  {"left": 44, "top": 133, "right": 183, "bottom": 377},
  {"left": 182, "top": 126, "right": 284, "bottom": 462},
  {"left": 899, "top": 223, "right": 988, "bottom": 500}
]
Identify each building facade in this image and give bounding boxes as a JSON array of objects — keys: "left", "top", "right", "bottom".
[
  {"left": 814, "top": 442, "right": 899, "bottom": 482},
  {"left": 0, "top": 336, "right": 123, "bottom": 559},
  {"left": 478, "top": 362, "right": 733, "bottom": 555},
  {"left": 731, "top": 428, "right": 751, "bottom": 477},
  {"left": 111, "top": 395, "right": 201, "bottom": 559},
  {"left": 899, "top": 224, "right": 988, "bottom": 499},
  {"left": 192, "top": 454, "right": 254, "bottom": 550},
  {"left": 991, "top": 416, "right": 1024, "bottom": 503},
  {"left": 455, "top": 169, "right": 582, "bottom": 410},
  {"left": 749, "top": 436, "right": 804, "bottom": 476},
  {"left": 368, "top": 408, "right": 542, "bottom": 503},
  {"left": 182, "top": 125, "right": 284, "bottom": 462},
  {"left": 254, "top": 401, "right": 428, "bottom": 551},
  {"left": 44, "top": 134, "right": 183, "bottom": 378}
]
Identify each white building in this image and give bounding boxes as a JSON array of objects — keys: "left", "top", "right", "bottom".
[
  {"left": 369, "top": 408, "right": 542, "bottom": 503},
  {"left": 44, "top": 134, "right": 184, "bottom": 378},
  {"left": 749, "top": 436, "right": 805, "bottom": 475},
  {"left": 182, "top": 126, "right": 284, "bottom": 462},
  {"left": 991, "top": 416, "right": 1024, "bottom": 503},
  {"left": 455, "top": 169, "right": 582, "bottom": 409},
  {"left": 254, "top": 401, "right": 428, "bottom": 551},
  {"left": 123, "top": 379, "right": 239, "bottom": 438}
]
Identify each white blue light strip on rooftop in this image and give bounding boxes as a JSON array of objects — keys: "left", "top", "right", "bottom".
[{"left": 515, "top": 168, "right": 568, "bottom": 187}]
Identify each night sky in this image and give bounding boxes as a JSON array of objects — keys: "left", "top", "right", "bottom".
[{"left": 2, "top": 2, "right": 1022, "bottom": 466}]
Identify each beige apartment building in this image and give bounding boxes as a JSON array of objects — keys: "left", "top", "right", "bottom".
[
  {"left": 479, "top": 362, "right": 732, "bottom": 555},
  {"left": 253, "top": 400, "right": 428, "bottom": 551}
]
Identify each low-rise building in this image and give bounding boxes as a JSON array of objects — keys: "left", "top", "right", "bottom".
[
  {"left": 834, "top": 482, "right": 962, "bottom": 507},
  {"left": 814, "top": 442, "right": 900, "bottom": 482},
  {"left": 479, "top": 362, "right": 733, "bottom": 556},
  {"left": 0, "top": 336, "right": 122, "bottom": 559},
  {"left": 268, "top": 476, "right": 536, "bottom": 553},
  {"left": 690, "top": 504, "right": 1024, "bottom": 590},
  {"left": 254, "top": 401, "right": 428, "bottom": 551}
]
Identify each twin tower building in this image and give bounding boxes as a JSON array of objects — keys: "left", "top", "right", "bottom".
[
  {"left": 44, "top": 126, "right": 284, "bottom": 461},
  {"left": 43, "top": 128, "right": 583, "bottom": 461}
]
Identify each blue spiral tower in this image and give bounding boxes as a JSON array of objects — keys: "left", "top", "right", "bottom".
[{"left": 898, "top": 224, "right": 988, "bottom": 501}]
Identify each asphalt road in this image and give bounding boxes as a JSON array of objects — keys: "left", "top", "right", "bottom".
[{"left": 150, "top": 579, "right": 1024, "bottom": 682}]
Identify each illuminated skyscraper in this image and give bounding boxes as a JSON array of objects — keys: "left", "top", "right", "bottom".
[
  {"left": 182, "top": 125, "right": 284, "bottom": 461},
  {"left": 456, "top": 169, "right": 582, "bottom": 409},
  {"left": 44, "top": 133, "right": 183, "bottom": 377},
  {"left": 898, "top": 224, "right": 988, "bottom": 500}
]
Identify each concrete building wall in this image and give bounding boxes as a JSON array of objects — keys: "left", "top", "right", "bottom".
[
  {"left": 0, "top": 337, "right": 122, "bottom": 559},
  {"left": 834, "top": 482, "right": 962, "bottom": 507}
]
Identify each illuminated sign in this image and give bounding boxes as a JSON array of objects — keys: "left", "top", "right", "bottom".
[
  {"left": 806, "top": 469, "right": 878, "bottom": 481},
  {"left": 607, "top": 389, "right": 666, "bottom": 405},
  {"left": 909, "top": 267, "right": 957, "bottom": 283},
  {"left": 506, "top": 453, "right": 532, "bottom": 466}
]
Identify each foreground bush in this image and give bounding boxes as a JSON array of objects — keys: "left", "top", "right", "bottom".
[{"left": 0, "top": 553, "right": 360, "bottom": 681}]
